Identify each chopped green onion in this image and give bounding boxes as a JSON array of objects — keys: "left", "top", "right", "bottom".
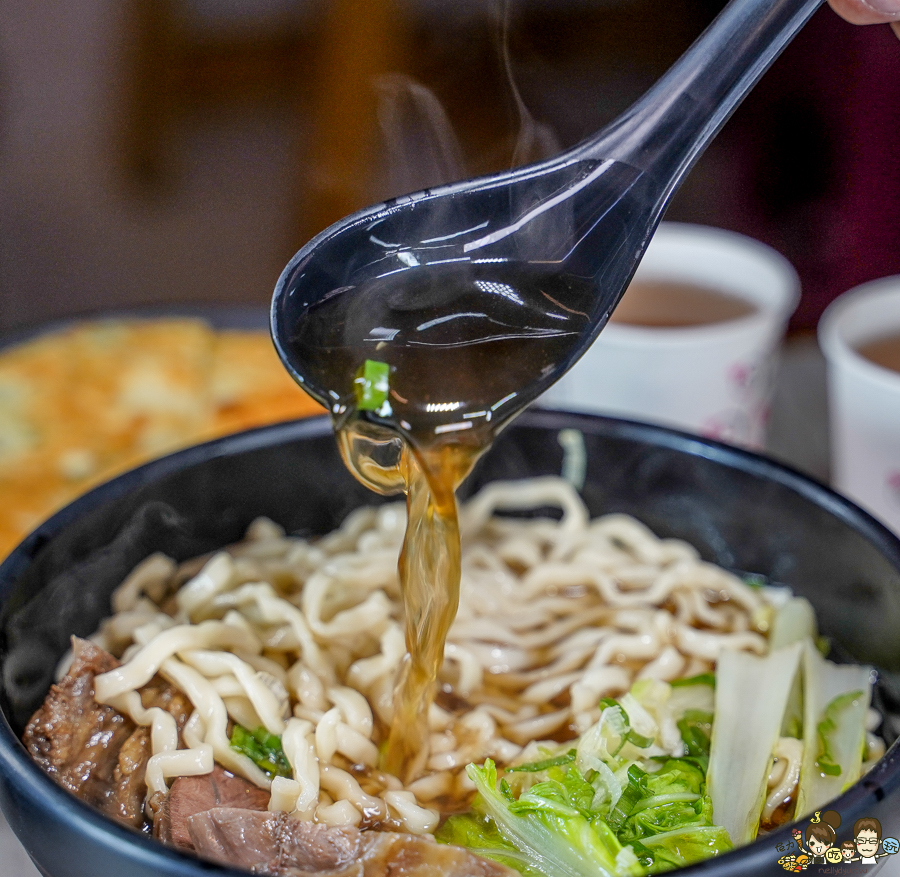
[
  {"left": 354, "top": 359, "right": 391, "bottom": 411},
  {"left": 597, "top": 699, "right": 634, "bottom": 755},
  {"left": 230, "top": 724, "right": 292, "bottom": 778},
  {"left": 607, "top": 765, "right": 647, "bottom": 832},
  {"left": 816, "top": 759, "right": 842, "bottom": 777},
  {"left": 596, "top": 697, "right": 656, "bottom": 751},
  {"left": 671, "top": 673, "right": 716, "bottom": 689},
  {"left": 626, "top": 730, "right": 655, "bottom": 749}
]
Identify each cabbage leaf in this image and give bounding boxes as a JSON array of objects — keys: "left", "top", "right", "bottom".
[
  {"left": 706, "top": 643, "right": 802, "bottom": 846},
  {"left": 440, "top": 753, "right": 731, "bottom": 877},
  {"left": 769, "top": 596, "right": 817, "bottom": 651},
  {"left": 795, "top": 639, "right": 872, "bottom": 819}
]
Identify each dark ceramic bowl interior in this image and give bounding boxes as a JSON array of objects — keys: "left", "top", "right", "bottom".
[{"left": 2, "top": 410, "right": 900, "bottom": 877}]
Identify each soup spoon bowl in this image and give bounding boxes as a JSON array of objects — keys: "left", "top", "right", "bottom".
[{"left": 272, "top": 0, "right": 824, "bottom": 445}]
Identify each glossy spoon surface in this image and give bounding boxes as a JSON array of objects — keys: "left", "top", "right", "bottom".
[{"left": 272, "top": 0, "right": 824, "bottom": 447}]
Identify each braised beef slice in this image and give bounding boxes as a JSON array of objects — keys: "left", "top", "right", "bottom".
[
  {"left": 155, "top": 764, "right": 271, "bottom": 849},
  {"left": 111, "top": 678, "right": 194, "bottom": 826},
  {"left": 23, "top": 636, "right": 195, "bottom": 828},
  {"left": 359, "top": 831, "right": 515, "bottom": 877},
  {"left": 110, "top": 725, "right": 153, "bottom": 825},
  {"left": 187, "top": 809, "right": 515, "bottom": 877},
  {"left": 188, "top": 809, "right": 362, "bottom": 875},
  {"left": 23, "top": 638, "right": 136, "bottom": 816}
]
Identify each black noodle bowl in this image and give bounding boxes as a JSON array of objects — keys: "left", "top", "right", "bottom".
[{"left": 1, "top": 409, "right": 900, "bottom": 877}]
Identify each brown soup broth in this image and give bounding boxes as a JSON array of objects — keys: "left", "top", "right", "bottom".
[
  {"left": 857, "top": 331, "right": 900, "bottom": 376},
  {"left": 609, "top": 280, "right": 757, "bottom": 328},
  {"left": 286, "top": 260, "right": 593, "bottom": 444}
]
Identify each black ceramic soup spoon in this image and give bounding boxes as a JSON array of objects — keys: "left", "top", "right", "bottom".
[{"left": 272, "top": 0, "right": 823, "bottom": 445}]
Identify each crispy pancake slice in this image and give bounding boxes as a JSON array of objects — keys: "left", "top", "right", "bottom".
[
  {"left": 0, "top": 318, "right": 323, "bottom": 560},
  {"left": 210, "top": 330, "right": 324, "bottom": 434}
]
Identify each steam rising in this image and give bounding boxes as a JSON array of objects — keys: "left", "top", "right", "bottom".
[
  {"left": 373, "top": 0, "right": 561, "bottom": 202},
  {"left": 497, "top": 0, "right": 562, "bottom": 168},
  {"left": 374, "top": 74, "right": 467, "bottom": 197}
]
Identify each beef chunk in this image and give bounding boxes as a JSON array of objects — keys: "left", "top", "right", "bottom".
[
  {"left": 187, "top": 809, "right": 515, "bottom": 877},
  {"left": 359, "top": 831, "right": 515, "bottom": 877},
  {"left": 189, "top": 809, "right": 362, "bottom": 875},
  {"left": 23, "top": 637, "right": 194, "bottom": 828},
  {"left": 110, "top": 725, "right": 153, "bottom": 825},
  {"left": 23, "top": 638, "right": 136, "bottom": 815},
  {"left": 155, "top": 764, "right": 270, "bottom": 849},
  {"left": 140, "top": 674, "right": 193, "bottom": 723}
]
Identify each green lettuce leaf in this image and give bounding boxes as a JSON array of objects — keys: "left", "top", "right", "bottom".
[
  {"left": 612, "top": 758, "right": 732, "bottom": 871},
  {"left": 456, "top": 759, "right": 642, "bottom": 877},
  {"left": 796, "top": 639, "right": 872, "bottom": 818},
  {"left": 442, "top": 755, "right": 732, "bottom": 877},
  {"left": 638, "top": 826, "right": 735, "bottom": 873},
  {"left": 436, "top": 811, "right": 546, "bottom": 877}
]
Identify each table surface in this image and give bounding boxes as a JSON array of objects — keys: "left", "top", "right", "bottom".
[{"left": 0, "top": 337, "right": 831, "bottom": 876}]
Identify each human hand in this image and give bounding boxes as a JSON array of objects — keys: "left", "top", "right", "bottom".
[{"left": 828, "top": 0, "right": 900, "bottom": 40}]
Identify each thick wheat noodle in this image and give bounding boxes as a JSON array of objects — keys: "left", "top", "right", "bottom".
[
  {"left": 111, "top": 553, "right": 178, "bottom": 614},
  {"left": 764, "top": 737, "right": 804, "bottom": 822},
  {"left": 105, "top": 689, "right": 201, "bottom": 796},
  {"left": 93, "top": 621, "right": 262, "bottom": 702},
  {"left": 162, "top": 656, "right": 273, "bottom": 788},
  {"left": 89, "top": 477, "right": 774, "bottom": 834},
  {"left": 270, "top": 718, "right": 318, "bottom": 818}
]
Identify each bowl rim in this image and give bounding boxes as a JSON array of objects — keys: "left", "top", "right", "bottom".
[{"left": 2, "top": 409, "right": 900, "bottom": 877}]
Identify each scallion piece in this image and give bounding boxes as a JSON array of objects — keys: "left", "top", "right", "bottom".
[
  {"left": 670, "top": 673, "right": 716, "bottom": 689},
  {"left": 354, "top": 359, "right": 391, "bottom": 411},
  {"left": 229, "top": 724, "right": 292, "bottom": 778}
]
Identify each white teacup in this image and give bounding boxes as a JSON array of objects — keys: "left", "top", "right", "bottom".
[
  {"left": 819, "top": 277, "right": 900, "bottom": 534},
  {"left": 541, "top": 222, "right": 800, "bottom": 449}
]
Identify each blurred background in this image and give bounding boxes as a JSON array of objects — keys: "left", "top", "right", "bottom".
[
  {"left": 1, "top": 4, "right": 899, "bottom": 871},
  {"left": 1, "top": 0, "right": 898, "bottom": 334}
]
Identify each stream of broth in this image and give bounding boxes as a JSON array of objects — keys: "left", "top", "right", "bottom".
[
  {"left": 335, "top": 424, "right": 479, "bottom": 780},
  {"left": 286, "top": 261, "right": 592, "bottom": 780}
]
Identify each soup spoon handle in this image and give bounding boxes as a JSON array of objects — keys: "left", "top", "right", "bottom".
[{"left": 573, "top": 0, "right": 825, "bottom": 196}]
